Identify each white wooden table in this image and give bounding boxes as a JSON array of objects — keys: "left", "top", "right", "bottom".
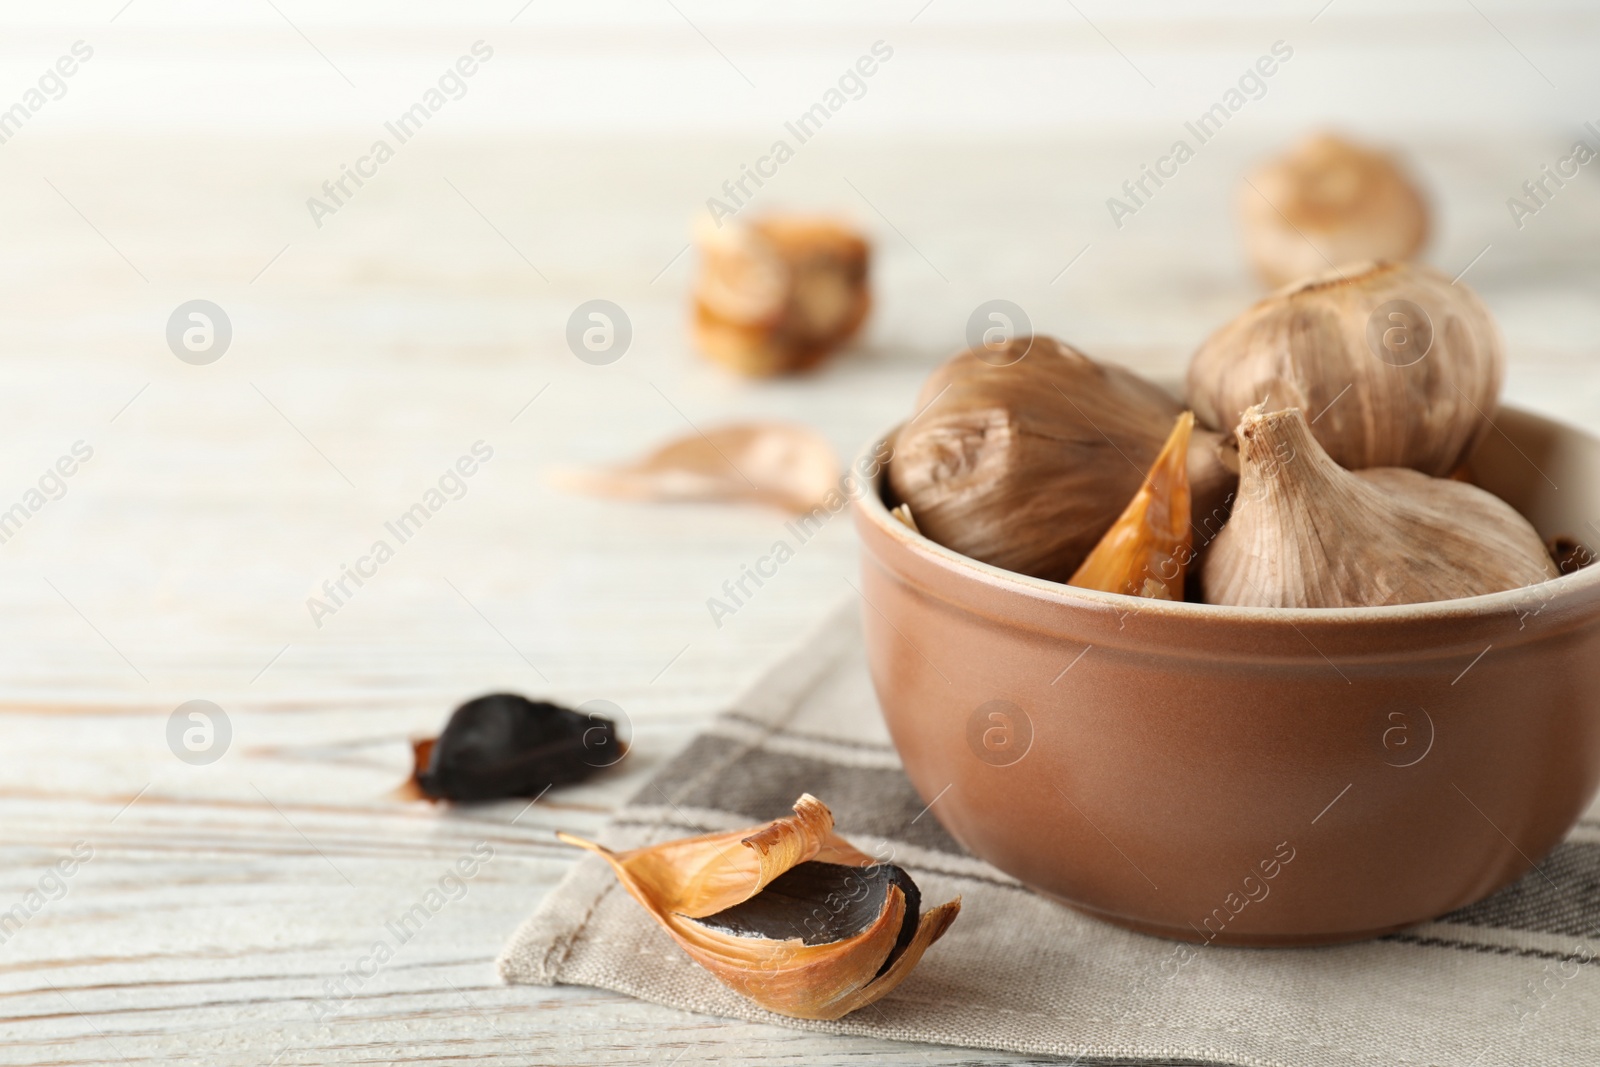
[{"left": 1, "top": 108, "right": 1597, "bottom": 1065}]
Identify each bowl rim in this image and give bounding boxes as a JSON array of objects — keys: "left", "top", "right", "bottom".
[{"left": 854, "top": 401, "right": 1600, "bottom": 626}]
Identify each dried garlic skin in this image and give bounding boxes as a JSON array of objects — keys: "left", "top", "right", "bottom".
[
  {"left": 1187, "top": 261, "right": 1503, "bottom": 477},
  {"left": 1240, "top": 132, "right": 1429, "bottom": 288},
  {"left": 550, "top": 422, "right": 840, "bottom": 515},
  {"left": 693, "top": 216, "right": 871, "bottom": 377},
  {"left": 1069, "top": 412, "right": 1194, "bottom": 600},
  {"left": 1201, "top": 406, "right": 1558, "bottom": 608},
  {"left": 889, "top": 337, "right": 1234, "bottom": 584},
  {"left": 558, "top": 795, "right": 960, "bottom": 1021}
]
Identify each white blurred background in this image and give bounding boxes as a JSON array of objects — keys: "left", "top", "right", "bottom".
[
  {"left": 0, "top": 1, "right": 1597, "bottom": 707},
  {"left": 0, "top": 0, "right": 1594, "bottom": 684},
  {"left": 0, "top": 0, "right": 1587, "bottom": 748},
  {"left": 2, "top": 1, "right": 1595, "bottom": 134}
]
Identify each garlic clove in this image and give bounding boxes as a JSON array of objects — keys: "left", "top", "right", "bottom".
[
  {"left": 889, "top": 336, "right": 1235, "bottom": 583},
  {"left": 678, "top": 868, "right": 912, "bottom": 1018},
  {"left": 408, "top": 693, "right": 619, "bottom": 802},
  {"left": 1201, "top": 405, "right": 1559, "bottom": 608},
  {"left": 1069, "top": 412, "right": 1194, "bottom": 600},
  {"left": 694, "top": 217, "right": 790, "bottom": 326},
  {"left": 819, "top": 893, "right": 961, "bottom": 1018},
  {"left": 1240, "top": 132, "right": 1429, "bottom": 288},
  {"left": 1186, "top": 260, "right": 1504, "bottom": 477},
  {"left": 550, "top": 422, "right": 840, "bottom": 515},
  {"left": 559, "top": 795, "right": 960, "bottom": 1020},
  {"left": 693, "top": 215, "right": 871, "bottom": 377},
  {"left": 890, "top": 503, "right": 920, "bottom": 533}
]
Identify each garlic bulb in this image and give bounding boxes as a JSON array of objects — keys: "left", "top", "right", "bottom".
[
  {"left": 1202, "top": 406, "right": 1558, "bottom": 608},
  {"left": 693, "top": 216, "right": 871, "bottom": 377},
  {"left": 1240, "top": 132, "right": 1428, "bottom": 288},
  {"left": 1186, "top": 261, "right": 1503, "bottom": 477},
  {"left": 889, "top": 336, "right": 1235, "bottom": 584},
  {"left": 559, "top": 795, "right": 959, "bottom": 1020},
  {"left": 1069, "top": 412, "right": 1194, "bottom": 600}
]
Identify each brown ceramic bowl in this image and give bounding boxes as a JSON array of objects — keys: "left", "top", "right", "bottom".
[{"left": 853, "top": 403, "right": 1600, "bottom": 946}]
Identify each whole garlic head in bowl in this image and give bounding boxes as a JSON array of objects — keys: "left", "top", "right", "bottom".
[
  {"left": 1186, "top": 261, "right": 1502, "bottom": 477},
  {"left": 853, "top": 404, "right": 1600, "bottom": 946}
]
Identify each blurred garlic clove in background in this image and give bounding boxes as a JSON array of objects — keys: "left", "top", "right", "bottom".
[{"left": 692, "top": 214, "right": 871, "bottom": 377}]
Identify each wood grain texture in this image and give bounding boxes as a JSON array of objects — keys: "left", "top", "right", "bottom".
[{"left": 0, "top": 119, "right": 1595, "bottom": 1066}]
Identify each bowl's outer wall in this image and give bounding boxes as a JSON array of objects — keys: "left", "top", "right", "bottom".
[{"left": 854, "top": 405, "right": 1600, "bottom": 944}]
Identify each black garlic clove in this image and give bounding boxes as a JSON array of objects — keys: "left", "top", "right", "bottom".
[
  {"left": 689, "top": 860, "right": 922, "bottom": 977},
  {"left": 412, "top": 693, "right": 620, "bottom": 802}
]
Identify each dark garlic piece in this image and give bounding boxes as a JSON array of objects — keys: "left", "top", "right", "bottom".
[
  {"left": 693, "top": 861, "right": 923, "bottom": 980},
  {"left": 410, "top": 693, "right": 619, "bottom": 802}
]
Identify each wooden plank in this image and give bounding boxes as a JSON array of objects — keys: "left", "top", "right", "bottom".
[{"left": 0, "top": 126, "right": 1595, "bottom": 1065}]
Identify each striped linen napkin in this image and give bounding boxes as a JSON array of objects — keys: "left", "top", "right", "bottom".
[{"left": 499, "top": 602, "right": 1600, "bottom": 1066}]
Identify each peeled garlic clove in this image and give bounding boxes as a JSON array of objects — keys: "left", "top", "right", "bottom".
[
  {"left": 693, "top": 215, "right": 871, "bottom": 377},
  {"left": 559, "top": 795, "right": 960, "bottom": 1020},
  {"left": 1240, "top": 132, "right": 1429, "bottom": 288},
  {"left": 409, "top": 693, "right": 618, "bottom": 802},
  {"left": 551, "top": 422, "right": 839, "bottom": 514},
  {"left": 1187, "top": 260, "right": 1503, "bottom": 477},
  {"left": 1202, "top": 405, "right": 1558, "bottom": 608},
  {"left": 889, "top": 503, "right": 920, "bottom": 533},
  {"left": 889, "top": 336, "right": 1235, "bottom": 583},
  {"left": 1069, "top": 412, "right": 1194, "bottom": 600}
]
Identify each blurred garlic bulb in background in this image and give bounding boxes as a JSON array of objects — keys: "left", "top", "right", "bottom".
[
  {"left": 1240, "top": 132, "right": 1429, "bottom": 288},
  {"left": 1202, "top": 406, "right": 1557, "bottom": 608},
  {"left": 1187, "top": 261, "right": 1503, "bottom": 477},
  {"left": 692, "top": 215, "right": 871, "bottom": 377}
]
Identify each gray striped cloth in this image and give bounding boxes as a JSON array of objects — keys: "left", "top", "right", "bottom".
[{"left": 499, "top": 602, "right": 1600, "bottom": 1066}]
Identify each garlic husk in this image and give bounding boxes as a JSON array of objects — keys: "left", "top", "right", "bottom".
[
  {"left": 1202, "top": 405, "right": 1558, "bottom": 608},
  {"left": 889, "top": 336, "right": 1235, "bottom": 583},
  {"left": 558, "top": 794, "right": 960, "bottom": 1021},
  {"left": 693, "top": 216, "right": 871, "bottom": 377},
  {"left": 1069, "top": 412, "right": 1194, "bottom": 600},
  {"left": 1240, "top": 132, "right": 1429, "bottom": 288},
  {"left": 550, "top": 422, "right": 840, "bottom": 514},
  {"left": 1187, "top": 260, "right": 1503, "bottom": 477}
]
